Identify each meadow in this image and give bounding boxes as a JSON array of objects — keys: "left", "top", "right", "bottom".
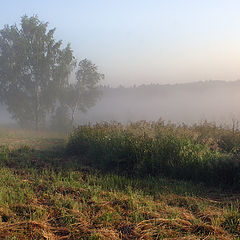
[{"left": 0, "top": 123, "right": 240, "bottom": 239}]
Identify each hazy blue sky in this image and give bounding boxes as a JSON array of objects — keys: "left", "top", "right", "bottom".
[{"left": 1, "top": 0, "right": 240, "bottom": 86}]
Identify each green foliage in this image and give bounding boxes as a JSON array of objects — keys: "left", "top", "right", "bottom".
[
  {"left": 66, "top": 121, "right": 240, "bottom": 187},
  {"left": 60, "top": 59, "right": 104, "bottom": 125},
  {"left": 0, "top": 15, "right": 75, "bottom": 129}
]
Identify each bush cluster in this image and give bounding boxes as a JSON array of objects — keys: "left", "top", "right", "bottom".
[{"left": 66, "top": 121, "right": 240, "bottom": 187}]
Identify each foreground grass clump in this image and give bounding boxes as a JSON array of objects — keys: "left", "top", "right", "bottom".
[{"left": 67, "top": 121, "right": 240, "bottom": 187}]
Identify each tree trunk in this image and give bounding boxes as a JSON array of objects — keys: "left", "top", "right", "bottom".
[
  {"left": 71, "top": 103, "right": 78, "bottom": 127},
  {"left": 35, "top": 85, "right": 40, "bottom": 131},
  {"left": 71, "top": 93, "right": 81, "bottom": 127}
]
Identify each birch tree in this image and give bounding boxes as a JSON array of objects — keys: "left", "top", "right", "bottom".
[
  {"left": 61, "top": 59, "right": 104, "bottom": 125},
  {"left": 0, "top": 15, "right": 75, "bottom": 129}
]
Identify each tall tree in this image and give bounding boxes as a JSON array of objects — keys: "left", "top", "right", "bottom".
[
  {"left": 0, "top": 15, "right": 75, "bottom": 129},
  {"left": 60, "top": 59, "right": 104, "bottom": 125}
]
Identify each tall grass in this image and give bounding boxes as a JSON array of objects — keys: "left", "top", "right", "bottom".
[{"left": 66, "top": 121, "right": 240, "bottom": 187}]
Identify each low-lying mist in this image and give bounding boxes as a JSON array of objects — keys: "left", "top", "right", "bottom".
[
  {"left": 0, "top": 105, "right": 13, "bottom": 125},
  {"left": 1, "top": 80, "right": 240, "bottom": 128},
  {"left": 78, "top": 80, "right": 240, "bottom": 126}
]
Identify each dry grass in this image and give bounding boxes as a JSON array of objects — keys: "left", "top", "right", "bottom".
[{"left": 0, "top": 168, "right": 239, "bottom": 239}]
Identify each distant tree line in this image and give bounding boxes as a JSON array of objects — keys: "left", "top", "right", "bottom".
[{"left": 0, "top": 15, "right": 104, "bottom": 131}]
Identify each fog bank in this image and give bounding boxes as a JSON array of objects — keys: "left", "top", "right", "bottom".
[
  {"left": 1, "top": 80, "right": 240, "bottom": 127},
  {"left": 0, "top": 104, "right": 12, "bottom": 124},
  {"left": 77, "top": 80, "right": 240, "bottom": 126}
]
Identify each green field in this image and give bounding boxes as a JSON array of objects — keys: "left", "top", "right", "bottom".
[{"left": 0, "top": 124, "right": 240, "bottom": 239}]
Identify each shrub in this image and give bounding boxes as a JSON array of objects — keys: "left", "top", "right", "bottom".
[{"left": 66, "top": 121, "right": 240, "bottom": 187}]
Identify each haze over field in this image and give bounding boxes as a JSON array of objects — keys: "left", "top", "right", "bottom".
[
  {"left": 0, "top": 105, "right": 12, "bottom": 124},
  {"left": 2, "top": 3, "right": 240, "bottom": 240},
  {"left": 78, "top": 80, "right": 240, "bottom": 125},
  {"left": 1, "top": 80, "right": 240, "bottom": 126},
  {"left": 1, "top": 1, "right": 240, "bottom": 126}
]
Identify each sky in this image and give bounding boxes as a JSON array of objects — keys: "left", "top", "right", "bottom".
[{"left": 1, "top": 0, "right": 240, "bottom": 86}]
